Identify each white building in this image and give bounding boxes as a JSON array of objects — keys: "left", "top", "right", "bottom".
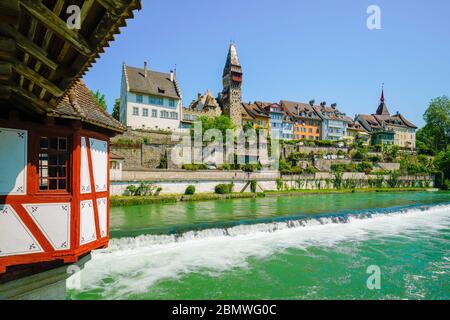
[{"left": 119, "top": 62, "right": 182, "bottom": 131}]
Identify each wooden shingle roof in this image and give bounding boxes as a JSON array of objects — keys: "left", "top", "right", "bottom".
[{"left": 50, "top": 80, "right": 125, "bottom": 133}]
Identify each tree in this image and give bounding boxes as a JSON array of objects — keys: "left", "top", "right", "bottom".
[
  {"left": 423, "top": 96, "right": 450, "bottom": 151},
  {"left": 91, "top": 90, "right": 107, "bottom": 111},
  {"left": 416, "top": 125, "right": 438, "bottom": 155},
  {"left": 196, "top": 115, "right": 235, "bottom": 137},
  {"left": 112, "top": 98, "right": 120, "bottom": 121}
]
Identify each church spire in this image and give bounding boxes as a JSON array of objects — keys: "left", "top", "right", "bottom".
[
  {"left": 223, "top": 42, "right": 242, "bottom": 76},
  {"left": 375, "top": 84, "right": 390, "bottom": 116}
]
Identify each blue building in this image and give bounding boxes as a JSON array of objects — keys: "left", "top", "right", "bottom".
[
  {"left": 313, "top": 103, "right": 350, "bottom": 141},
  {"left": 259, "top": 102, "right": 283, "bottom": 139}
]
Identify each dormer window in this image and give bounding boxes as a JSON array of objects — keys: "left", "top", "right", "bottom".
[{"left": 158, "top": 87, "right": 165, "bottom": 94}]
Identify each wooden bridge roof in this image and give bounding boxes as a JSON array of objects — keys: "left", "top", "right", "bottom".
[{"left": 0, "top": 0, "right": 141, "bottom": 115}]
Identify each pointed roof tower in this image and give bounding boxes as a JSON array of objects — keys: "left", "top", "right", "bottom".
[
  {"left": 375, "top": 84, "right": 390, "bottom": 116},
  {"left": 223, "top": 42, "right": 242, "bottom": 77}
]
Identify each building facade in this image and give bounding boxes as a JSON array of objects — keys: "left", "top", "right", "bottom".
[
  {"left": 262, "top": 103, "right": 283, "bottom": 139},
  {"left": 242, "top": 102, "right": 270, "bottom": 135},
  {"left": 313, "top": 103, "right": 349, "bottom": 141},
  {"left": 181, "top": 90, "right": 222, "bottom": 129},
  {"left": 120, "top": 63, "right": 183, "bottom": 131},
  {"left": 356, "top": 89, "right": 417, "bottom": 149},
  {"left": 220, "top": 43, "right": 243, "bottom": 128},
  {"left": 345, "top": 117, "right": 370, "bottom": 145},
  {"left": 280, "top": 101, "right": 322, "bottom": 141}
]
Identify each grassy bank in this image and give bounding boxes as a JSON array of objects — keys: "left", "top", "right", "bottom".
[{"left": 110, "top": 192, "right": 265, "bottom": 207}]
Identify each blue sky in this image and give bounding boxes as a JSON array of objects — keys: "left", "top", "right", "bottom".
[{"left": 83, "top": 0, "right": 450, "bottom": 127}]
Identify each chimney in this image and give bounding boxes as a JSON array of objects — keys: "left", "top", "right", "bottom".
[
  {"left": 197, "top": 93, "right": 201, "bottom": 100},
  {"left": 331, "top": 103, "right": 337, "bottom": 109},
  {"left": 170, "top": 70, "right": 174, "bottom": 82},
  {"left": 309, "top": 99, "right": 315, "bottom": 106},
  {"left": 144, "top": 60, "right": 148, "bottom": 78},
  {"left": 320, "top": 101, "right": 326, "bottom": 107}
]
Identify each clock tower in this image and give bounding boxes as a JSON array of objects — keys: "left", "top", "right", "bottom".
[{"left": 221, "top": 43, "right": 243, "bottom": 127}]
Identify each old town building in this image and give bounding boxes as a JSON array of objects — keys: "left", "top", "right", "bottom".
[
  {"left": 356, "top": 89, "right": 417, "bottom": 149},
  {"left": 280, "top": 100, "right": 322, "bottom": 141},
  {"left": 119, "top": 62, "right": 183, "bottom": 131}
]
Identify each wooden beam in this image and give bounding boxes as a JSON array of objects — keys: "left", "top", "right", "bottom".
[
  {"left": 12, "top": 60, "right": 63, "bottom": 97},
  {"left": 19, "top": 0, "right": 93, "bottom": 56},
  {"left": 0, "top": 62, "right": 13, "bottom": 81},
  {"left": 0, "top": 0, "right": 20, "bottom": 25},
  {"left": 96, "top": 0, "right": 127, "bottom": 15},
  {"left": 9, "top": 85, "right": 50, "bottom": 113},
  {"left": 0, "top": 86, "right": 11, "bottom": 99},
  {"left": 0, "top": 24, "right": 57, "bottom": 71},
  {"left": 30, "top": 0, "right": 65, "bottom": 94},
  {"left": 0, "top": 37, "right": 16, "bottom": 60}
]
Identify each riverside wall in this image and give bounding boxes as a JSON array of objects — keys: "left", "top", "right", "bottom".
[{"left": 110, "top": 170, "right": 435, "bottom": 196}]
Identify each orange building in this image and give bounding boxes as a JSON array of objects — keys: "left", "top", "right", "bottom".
[{"left": 280, "top": 101, "right": 322, "bottom": 140}]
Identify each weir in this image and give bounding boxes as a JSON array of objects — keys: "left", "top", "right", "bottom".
[{"left": 68, "top": 200, "right": 450, "bottom": 299}]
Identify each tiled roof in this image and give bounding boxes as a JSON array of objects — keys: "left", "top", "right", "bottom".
[
  {"left": 189, "top": 90, "right": 220, "bottom": 111},
  {"left": 346, "top": 117, "right": 369, "bottom": 132},
  {"left": 313, "top": 105, "right": 350, "bottom": 122},
  {"left": 50, "top": 81, "right": 125, "bottom": 133},
  {"left": 124, "top": 65, "right": 181, "bottom": 99},
  {"left": 243, "top": 102, "right": 270, "bottom": 118},
  {"left": 280, "top": 100, "right": 319, "bottom": 119}
]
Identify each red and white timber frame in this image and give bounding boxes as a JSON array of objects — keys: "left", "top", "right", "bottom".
[{"left": 0, "top": 119, "right": 111, "bottom": 274}]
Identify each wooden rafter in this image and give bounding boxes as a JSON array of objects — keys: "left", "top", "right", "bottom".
[
  {"left": 19, "top": 0, "right": 93, "bottom": 56},
  {"left": 12, "top": 60, "right": 63, "bottom": 97},
  {"left": 29, "top": 0, "right": 65, "bottom": 94},
  {"left": 0, "top": 24, "right": 58, "bottom": 71}
]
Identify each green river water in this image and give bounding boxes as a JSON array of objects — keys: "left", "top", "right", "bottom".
[{"left": 68, "top": 191, "right": 450, "bottom": 300}]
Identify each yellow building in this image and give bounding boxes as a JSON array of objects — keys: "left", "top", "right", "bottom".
[{"left": 242, "top": 102, "right": 270, "bottom": 135}]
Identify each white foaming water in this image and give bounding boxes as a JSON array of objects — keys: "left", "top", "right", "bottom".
[{"left": 68, "top": 204, "right": 450, "bottom": 298}]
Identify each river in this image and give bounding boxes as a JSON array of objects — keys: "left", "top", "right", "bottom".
[{"left": 67, "top": 191, "right": 450, "bottom": 299}]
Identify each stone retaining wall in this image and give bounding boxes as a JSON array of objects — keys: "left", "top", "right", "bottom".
[{"left": 110, "top": 170, "right": 435, "bottom": 196}]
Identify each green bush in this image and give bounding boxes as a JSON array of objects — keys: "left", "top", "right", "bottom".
[
  {"left": 250, "top": 180, "right": 257, "bottom": 193},
  {"left": 242, "top": 164, "right": 256, "bottom": 172},
  {"left": 126, "top": 182, "right": 161, "bottom": 196},
  {"left": 356, "top": 161, "right": 373, "bottom": 174},
  {"left": 215, "top": 183, "right": 234, "bottom": 194},
  {"left": 276, "top": 178, "right": 283, "bottom": 191},
  {"left": 182, "top": 163, "right": 208, "bottom": 171},
  {"left": 352, "top": 150, "right": 366, "bottom": 160},
  {"left": 185, "top": 185, "right": 196, "bottom": 195},
  {"left": 368, "top": 155, "right": 381, "bottom": 163},
  {"left": 219, "top": 163, "right": 232, "bottom": 170},
  {"left": 305, "top": 165, "right": 317, "bottom": 174}
]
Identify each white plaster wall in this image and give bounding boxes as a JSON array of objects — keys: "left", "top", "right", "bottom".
[
  {"left": 90, "top": 138, "right": 108, "bottom": 192},
  {"left": 0, "top": 205, "right": 43, "bottom": 257},
  {"left": 23, "top": 203, "right": 71, "bottom": 251},
  {"left": 125, "top": 100, "right": 181, "bottom": 131},
  {"left": 0, "top": 128, "right": 27, "bottom": 195},
  {"left": 80, "top": 137, "right": 91, "bottom": 194}
]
